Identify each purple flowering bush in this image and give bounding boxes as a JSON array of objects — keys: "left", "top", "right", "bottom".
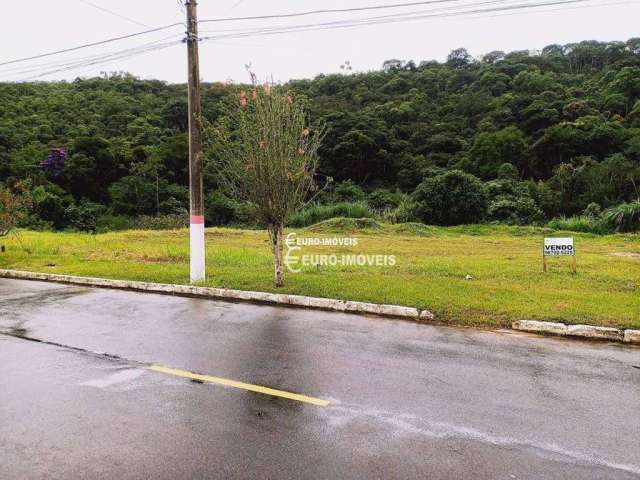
[{"left": 41, "top": 148, "right": 67, "bottom": 178}]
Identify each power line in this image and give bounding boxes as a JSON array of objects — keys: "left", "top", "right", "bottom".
[
  {"left": 199, "top": 0, "right": 623, "bottom": 43},
  {"left": 199, "top": 0, "right": 546, "bottom": 35},
  {"left": 226, "top": 0, "right": 247, "bottom": 13},
  {"left": 0, "top": 34, "right": 183, "bottom": 79},
  {"left": 0, "top": 0, "right": 482, "bottom": 76},
  {"left": 19, "top": 40, "right": 183, "bottom": 81},
  {"left": 491, "top": 0, "right": 632, "bottom": 14},
  {"left": 1, "top": 0, "right": 632, "bottom": 81},
  {"left": 3, "top": 0, "right": 631, "bottom": 69},
  {"left": 198, "top": 0, "right": 515, "bottom": 23},
  {"left": 78, "top": 0, "right": 153, "bottom": 28},
  {"left": 0, "top": 23, "right": 183, "bottom": 68}
]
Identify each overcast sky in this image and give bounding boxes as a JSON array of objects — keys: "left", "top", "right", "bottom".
[{"left": 0, "top": 0, "right": 638, "bottom": 84}]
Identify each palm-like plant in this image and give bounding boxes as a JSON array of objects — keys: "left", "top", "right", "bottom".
[{"left": 603, "top": 201, "right": 640, "bottom": 232}]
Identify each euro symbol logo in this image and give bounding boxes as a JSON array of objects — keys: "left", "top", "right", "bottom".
[{"left": 285, "top": 232, "right": 302, "bottom": 273}]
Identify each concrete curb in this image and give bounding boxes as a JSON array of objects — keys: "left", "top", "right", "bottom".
[
  {"left": 512, "top": 320, "right": 639, "bottom": 345},
  {"left": 0, "top": 269, "right": 431, "bottom": 321}
]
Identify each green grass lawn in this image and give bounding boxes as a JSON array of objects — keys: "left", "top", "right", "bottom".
[{"left": 1, "top": 221, "right": 639, "bottom": 329}]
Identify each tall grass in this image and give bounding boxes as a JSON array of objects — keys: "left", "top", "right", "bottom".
[
  {"left": 96, "top": 214, "right": 188, "bottom": 233},
  {"left": 547, "top": 215, "right": 611, "bottom": 234},
  {"left": 288, "top": 202, "right": 374, "bottom": 227}
]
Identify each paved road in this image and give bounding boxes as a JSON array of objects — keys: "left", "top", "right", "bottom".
[{"left": 0, "top": 278, "right": 639, "bottom": 479}]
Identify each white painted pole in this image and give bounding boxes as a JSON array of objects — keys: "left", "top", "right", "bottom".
[
  {"left": 186, "top": 0, "right": 205, "bottom": 283},
  {"left": 190, "top": 216, "right": 205, "bottom": 283}
]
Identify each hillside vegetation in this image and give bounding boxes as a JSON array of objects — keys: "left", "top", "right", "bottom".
[{"left": 1, "top": 39, "right": 640, "bottom": 232}]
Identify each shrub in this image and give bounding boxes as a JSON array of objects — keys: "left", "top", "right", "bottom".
[
  {"left": 497, "top": 162, "right": 519, "bottom": 180},
  {"left": 305, "top": 217, "right": 382, "bottom": 233},
  {"left": 547, "top": 215, "right": 611, "bottom": 234},
  {"left": 135, "top": 214, "right": 188, "bottom": 230},
  {"left": 65, "top": 201, "right": 104, "bottom": 233},
  {"left": 367, "top": 189, "right": 407, "bottom": 210},
  {"left": 412, "top": 170, "right": 488, "bottom": 225},
  {"left": 603, "top": 201, "right": 640, "bottom": 232},
  {"left": 205, "top": 191, "right": 237, "bottom": 226},
  {"left": 159, "top": 196, "right": 188, "bottom": 216},
  {"left": 95, "top": 214, "right": 190, "bottom": 232},
  {"left": 334, "top": 180, "right": 366, "bottom": 202},
  {"left": 488, "top": 197, "right": 543, "bottom": 224},
  {"left": 31, "top": 185, "right": 73, "bottom": 229},
  {"left": 316, "top": 180, "right": 366, "bottom": 204},
  {"left": 109, "top": 177, "right": 188, "bottom": 216},
  {"left": 288, "top": 202, "right": 373, "bottom": 227},
  {"left": 96, "top": 215, "right": 136, "bottom": 232},
  {"left": 109, "top": 176, "right": 156, "bottom": 216},
  {"left": 582, "top": 202, "right": 602, "bottom": 219},
  {"left": 41, "top": 148, "right": 67, "bottom": 178},
  {"left": 380, "top": 198, "right": 417, "bottom": 224}
]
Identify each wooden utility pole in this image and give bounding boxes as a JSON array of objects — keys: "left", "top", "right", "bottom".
[{"left": 186, "top": 0, "right": 205, "bottom": 282}]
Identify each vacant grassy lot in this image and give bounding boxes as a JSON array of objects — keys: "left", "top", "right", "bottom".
[{"left": 1, "top": 221, "right": 638, "bottom": 329}]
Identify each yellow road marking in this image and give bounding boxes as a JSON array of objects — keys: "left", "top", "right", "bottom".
[{"left": 147, "top": 364, "right": 329, "bottom": 407}]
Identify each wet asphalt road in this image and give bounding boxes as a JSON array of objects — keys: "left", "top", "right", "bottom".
[{"left": 0, "top": 278, "right": 639, "bottom": 479}]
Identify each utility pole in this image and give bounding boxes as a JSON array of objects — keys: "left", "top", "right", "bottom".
[{"left": 185, "top": 0, "right": 205, "bottom": 282}]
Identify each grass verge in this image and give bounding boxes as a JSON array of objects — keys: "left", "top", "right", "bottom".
[{"left": 1, "top": 222, "right": 638, "bottom": 329}]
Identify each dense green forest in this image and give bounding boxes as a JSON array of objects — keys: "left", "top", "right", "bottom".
[{"left": 2, "top": 39, "right": 640, "bottom": 232}]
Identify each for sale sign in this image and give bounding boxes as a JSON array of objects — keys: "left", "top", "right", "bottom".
[{"left": 543, "top": 237, "right": 575, "bottom": 257}]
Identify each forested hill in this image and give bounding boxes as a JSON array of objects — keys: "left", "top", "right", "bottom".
[{"left": 1, "top": 39, "right": 640, "bottom": 230}]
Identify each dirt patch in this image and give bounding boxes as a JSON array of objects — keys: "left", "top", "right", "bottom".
[{"left": 610, "top": 252, "right": 640, "bottom": 259}]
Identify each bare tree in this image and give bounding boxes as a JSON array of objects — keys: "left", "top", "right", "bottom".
[{"left": 206, "top": 84, "right": 324, "bottom": 287}]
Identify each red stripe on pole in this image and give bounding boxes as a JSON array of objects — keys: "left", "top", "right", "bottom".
[{"left": 190, "top": 215, "right": 205, "bottom": 224}]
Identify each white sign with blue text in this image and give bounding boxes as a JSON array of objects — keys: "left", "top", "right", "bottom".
[{"left": 543, "top": 237, "right": 575, "bottom": 257}]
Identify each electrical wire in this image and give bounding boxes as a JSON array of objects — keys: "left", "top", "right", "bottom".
[
  {"left": 199, "top": 0, "right": 555, "bottom": 35},
  {"left": 0, "top": 34, "right": 183, "bottom": 79},
  {"left": 20, "top": 40, "right": 183, "bottom": 81},
  {"left": 198, "top": 0, "right": 624, "bottom": 43},
  {"left": 0, "top": 0, "right": 485, "bottom": 77},
  {"left": 470, "top": 0, "right": 631, "bottom": 17},
  {"left": 1, "top": 0, "right": 633, "bottom": 81},
  {"left": 197, "top": 0, "right": 525, "bottom": 23},
  {"left": 5, "top": 0, "right": 470, "bottom": 72},
  {"left": 226, "top": 0, "right": 247, "bottom": 13},
  {"left": 0, "top": 23, "right": 184, "bottom": 68},
  {"left": 0, "top": 32, "right": 183, "bottom": 75},
  {"left": 78, "top": 0, "right": 153, "bottom": 28},
  {"left": 3, "top": 0, "right": 632, "bottom": 71}
]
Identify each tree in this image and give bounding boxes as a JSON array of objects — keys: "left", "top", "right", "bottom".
[
  {"left": 0, "top": 183, "right": 32, "bottom": 237},
  {"left": 161, "top": 98, "right": 189, "bottom": 131},
  {"left": 467, "top": 127, "right": 527, "bottom": 179},
  {"left": 446, "top": 48, "right": 473, "bottom": 68},
  {"left": 382, "top": 59, "right": 405, "bottom": 72},
  {"left": 626, "top": 37, "right": 640, "bottom": 55},
  {"left": 412, "top": 170, "right": 488, "bottom": 225},
  {"left": 130, "top": 147, "right": 165, "bottom": 215},
  {"left": 207, "top": 84, "right": 324, "bottom": 287},
  {"left": 482, "top": 50, "right": 505, "bottom": 64}
]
